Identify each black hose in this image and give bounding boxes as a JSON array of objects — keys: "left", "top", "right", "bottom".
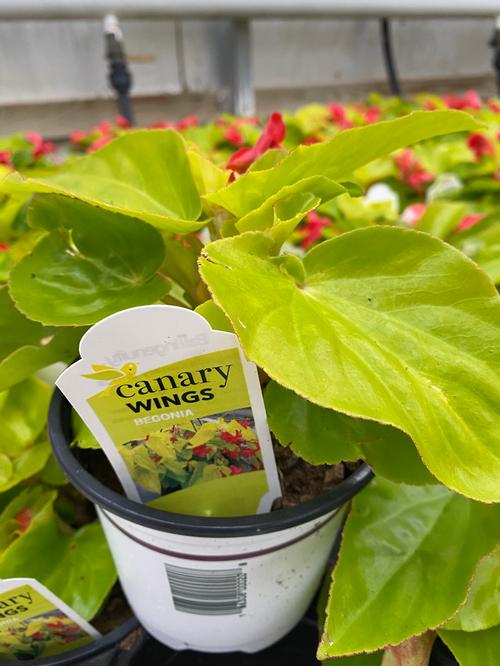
[
  {"left": 489, "top": 26, "right": 500, "bottom": 96},
  {"left": 105, "top": 23, "right": 136, "bottom": 126},
  {"left": 380, "top": 18, "right": 403, "bottom": 98}
]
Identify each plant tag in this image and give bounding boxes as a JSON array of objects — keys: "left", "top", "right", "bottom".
[
  {"left": 57, "top": 305, "right": 282, "bottom": 516},
  {"left": 0, "top": 578, "right": 100, "bottom": 661}
]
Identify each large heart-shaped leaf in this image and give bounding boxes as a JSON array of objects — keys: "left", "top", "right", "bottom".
[
  {"left": 438, "top": 624, "right": 500, "bottom": 666},
  {"left": 9, "top": 196, "right": 170, "bottom": 325},
  {"left": 205, "top": 111, "right": 478, "bottom": 217},
  {"left": 318, "top": 479, "right": 500, "bottom": 658},
  {"left": 199, "top": 227, "right": 500, "bottom": 502},
  {"left": 0, "top": 286, "right": 83, "bottom": 389},
  {"left": 2, "top": 130, "right": 203, "bottom": 232}
]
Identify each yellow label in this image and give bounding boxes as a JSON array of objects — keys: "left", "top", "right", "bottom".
[
  {"left": 88, "top": 348, "right": 268, "bottom": 505},
  {"left": 0, "top": 585, "right": 94, "bottom": 661}
]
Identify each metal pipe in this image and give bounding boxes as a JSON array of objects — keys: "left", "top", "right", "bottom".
[{"left": 1, "top": 0, "right": 500, "bottom": 20}]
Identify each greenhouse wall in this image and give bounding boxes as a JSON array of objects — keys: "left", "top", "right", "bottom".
[{"left": 0, "top": 17, "right": 495, "bottom": 135}]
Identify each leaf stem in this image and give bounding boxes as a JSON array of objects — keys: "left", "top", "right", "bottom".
[{"left": 381, "top": 632, "right": 436, "bottom": 666}]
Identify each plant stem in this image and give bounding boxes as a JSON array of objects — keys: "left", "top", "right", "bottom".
[{"left": 381, "top": 632, "right": 436, "bottom": 666}]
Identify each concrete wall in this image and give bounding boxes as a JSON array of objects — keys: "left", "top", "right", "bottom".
[{"left": 0, "top": 17, "right": 496, "bottom": 135}]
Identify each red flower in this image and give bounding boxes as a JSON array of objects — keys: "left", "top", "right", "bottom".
[
  {"left": 222, "top": 448, "right": 239, "bottom": 461},
  {"left": 488, "top": 100, "right": 500, "bottom": 113},
  {"left": 223, "top": 126, "right": 244, "bottom": 147},
  {"left": 363, "top": 106, "right": 381, "bottom": 124},
  {"left": 443, "top": 90, "right": 481, "bottom": 110},
  {"left": 176, "top": 115, "right": 199, "bottom": 131},
  {"left": 220, "top": 430, "right": 243, "bottom": 445},
  {"left": 238, "top": 419, "right": 251, "bottom": 429},
  {"left": 401, "top": 203, "right": 426, "bottom": 226},
  {"left": 26, "top": 131, "right": 56, "bottom": 158},
  {"left": 328, "top": 103, "right": 353, "bottom": 129},
  {"left": 226, "top": 112, "right": 286, "bottom": 174},
  {"left": 70, "top": 130, "right": 86, "bottom": 145},
  {"left": 115, "top": 115, "right": 130, "bottom": 128},
  {"left": 0, "top": 151, "right": 10, "bottom": 165},
  {"left": 31, "top": 632, "right": 46, "bottom": 641},
  {"left": 99, "top": 121, "right": 112, "bottom": 135},
  {"left": 467, "top": 133, "right": 494, "bottom": 160},
  {"left": 456, "top": 214, "right": 484, "bottom": 232},
  {"left": 149, "top": 120, "right": 172, "bottom": 129},
  {"left": 394, "top": 149, "right": 433, "bottom": 192},
  {"left": 299, "top": 211, "right": 330, "bottom": 249},
  {"left": 88, "top": 135, "right": 112, "bottom": 153},
  {"left": 192, "top": 444, "right": 212, "bottom": 458},
  {"left": 240, "top": 448, "right": 256, "bottom": 459},
  {"left": 16, "top": 508, "right": 33, "bottom": 533},
  {"left": 0, "top": 242, "right": 9, "bottom": 252},
  {"left": 229, "top": 465, "right": 244, "bottom": 475},
  {"left": 302, "top": 136, "right": 320, "bottom": 145}
]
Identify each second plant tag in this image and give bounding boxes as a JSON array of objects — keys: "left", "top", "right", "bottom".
[
  {"left": 57, "top": 305, "right": 282, "bottom": 516},
  {"left": 0, "top": 578, "right": 100, "bottom": 661}
]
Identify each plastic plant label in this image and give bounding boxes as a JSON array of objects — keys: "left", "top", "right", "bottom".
[
  {"left": 0, "top": 578, "right": 99, "bottom": 661},
  {"left": 57, "top": 305, "right": 282, "bottom": 516}
]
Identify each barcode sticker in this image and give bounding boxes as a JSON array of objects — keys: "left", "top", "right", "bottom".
[{"left": 165, "top": 564, "right": 247, "bottom": 616}]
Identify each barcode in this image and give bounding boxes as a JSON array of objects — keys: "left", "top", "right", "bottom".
[{"left": 165, "top": 563, "right": 247, "bottom": 616}]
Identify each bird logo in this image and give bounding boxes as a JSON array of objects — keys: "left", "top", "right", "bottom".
[{"left": 82, "top": 363, "right": 138, "bottom": 393}]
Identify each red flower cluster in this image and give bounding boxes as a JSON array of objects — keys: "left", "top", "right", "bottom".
[
  {"left": 443, "top": 90, "right": 482, "bottom": 110},
  {"left": 226, "top": 112, "right": 286, "bottom": 174},
  {"left": 467, "top": 133, "right": 495, "bottom": 160},
  {"left": 299, "top": 211, "right": 331, "bottom": 248},
  {"left": 26, "top": 131, "right": 56, "bottom": 158},
  {"left": 328, "top": 103, "right": 353, "bottom": 129},
  {"left": 394, "top": 149, "right": 433, "bottom": 192}
]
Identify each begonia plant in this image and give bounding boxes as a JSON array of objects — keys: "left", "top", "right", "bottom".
[{"left": 0, "top": 104, "right": 499, "bottom": 665}]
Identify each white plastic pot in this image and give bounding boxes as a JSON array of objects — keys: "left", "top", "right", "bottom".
[{"left": 49, "top": 388, "right": 373, "bottom": 654}]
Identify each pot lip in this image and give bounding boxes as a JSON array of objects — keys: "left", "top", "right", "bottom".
[
  {"left": 49, "top": 388, "right": 374, "bottom": 539},
  {"left": 15, "top": 616, "right": 139, "bottom": 666}
]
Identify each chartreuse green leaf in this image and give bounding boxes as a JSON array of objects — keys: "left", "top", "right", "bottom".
[
  {"left": 324, "top": 654, "right": 382, "bottom": 665},
  {"left": 442, "top": 545, "right": 500, "bottom": 632},
  {"left": 264, "top": 381, "right": 435, "bottom": 485},
  {"left": 194, "top": 300, "right": 233, "bottom": 333},
  {"left": 317, "top": 479, "right": 500, "bottom": 658},
  {"left": 265, "top": 380, "right": 360, "bottom": 463},
  {"left": 235, "top": 178, "right": 341, "bottom": 234},
  {"left": 199, "top": 227, "right": 500, "bottom": 502},
  {"left": 415, "top": 201, "right": 466, "bottom": 239},
  {"left": 71, "top": 412, "right": 100, "bottom": 450},
  {"left": 0, "top": 287, "right": 84, "bottom": 389},
  {"left": 0, "top": 377, "right": 50, "bottom": 456},
  {"left": 2, "top": 130, "right": 203, "bottom": 232},
  {"left": 438, "top": 625, "right": 500, "bottom": 666},
  {"left": 10, "top": 195, "right": 170, "bottom": 325},
  {"left": 0, "top": 439, "right": 51, "bottom": 493},
  {"left": 0, "top": 488, "right": 116, "bottom": 620},
  {"left": 450, "top": 213, "right": 500, "bottom": 285},
  {"left": 206, "top": 111, "right": 479, "bottom": 217},
  {"left": 162, "top": 234, "right": 209, "bottom": 306}
]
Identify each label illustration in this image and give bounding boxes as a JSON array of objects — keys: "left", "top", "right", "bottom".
[
  {"left": 57, "top": 306, "right": 282, "bottom": 515},
  {"left": 0, "top": 580, "right": 99, "bottom": 661}
]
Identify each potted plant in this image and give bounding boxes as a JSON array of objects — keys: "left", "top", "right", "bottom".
[{"left": 0, "top": 107, "right": 498, "bottom": 663}]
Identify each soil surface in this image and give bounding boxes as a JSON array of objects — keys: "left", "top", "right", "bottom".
[
  {"left": 271, "top": 440, "right": 361, "bottom": 510},
  {"left": 92, "top": 584, "right": 133, "bottom": 634}
]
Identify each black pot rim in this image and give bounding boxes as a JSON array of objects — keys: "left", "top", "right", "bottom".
[
  {"left": 0, "top": 616, "right": 139, "bottom": 666},
  {"left": 49, "top": 388, "right": 374, "bottom": 538}
]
